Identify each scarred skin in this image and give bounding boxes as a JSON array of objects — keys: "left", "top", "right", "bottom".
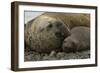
[{"left": 62, "top": 26, "right": 90, "bottom": 53}]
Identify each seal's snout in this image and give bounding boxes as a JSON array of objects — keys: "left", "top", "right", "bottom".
[
  {"left": 55, "top": 21, "right": 70, "bottom": 38},
  {"left": 55, "top": 32, "right": 62, "bottom": 38},
  {"left": 63, "top": 44, "right": 76, "bottom": 53}
]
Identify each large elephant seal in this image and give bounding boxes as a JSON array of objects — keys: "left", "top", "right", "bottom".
[
  {"left": 25, "top": 15, "right": 70, "bottom": 53},
  {"left": 40, "top": 12, "right": 90, "bottom": 29},
  {"left": 62, "top": 26, "right": 90, "bottom": 53},
  {"left": 25, "top": 12, "right": 90, "bottom": 53}
]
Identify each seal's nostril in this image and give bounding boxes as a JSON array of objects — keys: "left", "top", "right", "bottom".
[
  {"left": 64, "top": 47, "right": 68, "bottom": 49},
  {"left": 55, "top": 32, "right": 62, "bottom": 38}
]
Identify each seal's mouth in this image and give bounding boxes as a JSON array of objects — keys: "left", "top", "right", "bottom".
[
  {"left": 55, "top": 32, "right": 63, "bottom": 39},
  {"left": 63, "top": 47, "right": 75, "bottom": 53}
]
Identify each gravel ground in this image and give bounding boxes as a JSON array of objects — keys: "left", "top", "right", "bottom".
[{"left": 24, "top": 49, "right": 90, "bottom": 61}]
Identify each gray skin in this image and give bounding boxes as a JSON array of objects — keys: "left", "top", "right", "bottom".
[{"left": 62, "top": 26, "right": 90, "bottom": 53}]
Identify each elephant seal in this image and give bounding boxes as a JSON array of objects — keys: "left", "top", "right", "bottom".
[
  {"left": 40, "top": 12, "right": 90, "bottom": 29},
  {"left": 25, "top": 12, "right": 90, "bottom": 53},
  {"left": 25, "top": 15, "right": 70, "bottom": 53},
  {"left": 62, "top": 26, "right": 90, "bottom": 53}
]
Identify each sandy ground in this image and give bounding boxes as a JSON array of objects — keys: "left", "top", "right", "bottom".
[{"left": 24, "top": 49, "right": 90, "bottom": 61}]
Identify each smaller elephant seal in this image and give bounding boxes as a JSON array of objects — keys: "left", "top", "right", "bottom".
[{"left": 62, "top": 26, "right": 90, "bottom": 53}]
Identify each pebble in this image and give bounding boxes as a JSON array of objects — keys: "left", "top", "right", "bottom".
[{"left": 49, "top": 51, "right": 56, "bottom": 57}]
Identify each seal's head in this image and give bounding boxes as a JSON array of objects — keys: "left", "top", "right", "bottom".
[
  {"left": 62, "top": 37, "right": 78, "bottom": 53},
  {"left": 31, "top": 15, "right": 71, "bottom": 38},
  {"left": 25, "top": 15, "right": 71, "bottom": 53}
]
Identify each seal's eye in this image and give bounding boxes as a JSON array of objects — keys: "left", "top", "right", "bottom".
[
  {"left": 71, "top": 41, "right": 76, "bottom": 47},
  {"left": 48, "top": 24, "right": 52, "bottom": 28},
  {"left": 47, "top": 23, "right": 53, "bottom": 31}
]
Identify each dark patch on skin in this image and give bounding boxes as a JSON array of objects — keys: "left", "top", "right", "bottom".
[
  {"left": 48, "top": 23, "right": 53, "bottom": 28},
  {"left": 39, "top": 28, "right": 44, "bottom": 32},
  {"left": 56, "top": 22, "right": 62, "bottom": 28}
]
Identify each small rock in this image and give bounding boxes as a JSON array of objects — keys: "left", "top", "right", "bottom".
[
  {"left": 43, "top": 56, "right": 50, "bottom": 60},
  {"left": 24, "top": 54, "right": 33, "bottom": 61},
  {"left": 56, "top": 52, "right": 65, "bottom": 59},
  {"left": 33, "top": 54, "right": 41, "bottom": 61},
  {"left": 49, "top": 51, "right": 56, "bottom": 57}
]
